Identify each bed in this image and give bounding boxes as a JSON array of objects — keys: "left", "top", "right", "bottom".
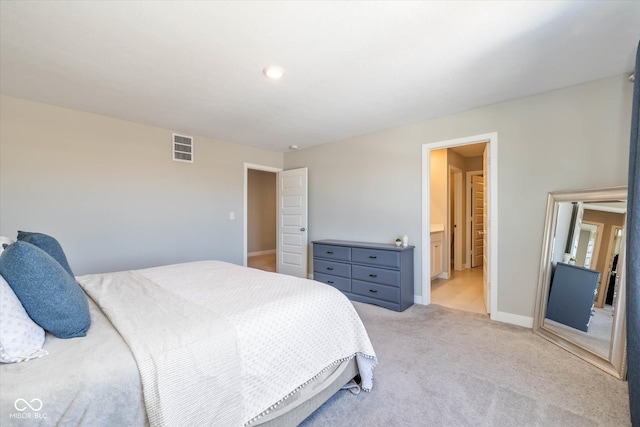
[{"left": 0, "top": 260, "right": 377, "bottom": 426}]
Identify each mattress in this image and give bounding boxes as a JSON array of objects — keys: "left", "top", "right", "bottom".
[{"left": 0, "top": 260, "right": 377, "bottom": 426}]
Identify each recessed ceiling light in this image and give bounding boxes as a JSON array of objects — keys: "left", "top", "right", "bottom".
[
  {"left": 289, "top": 145, "right": 299, "bottom": 150},
  {"left": 263, "top": 66, "right": 285, "bottom": 79}
]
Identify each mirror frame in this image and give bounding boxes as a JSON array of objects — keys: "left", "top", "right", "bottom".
[{"left": 533, "top": 186, "right": 627, "bottom": 379}]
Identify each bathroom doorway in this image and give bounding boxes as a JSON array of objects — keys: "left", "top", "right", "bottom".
[
  {"left": 430, "top": 143, "right": 487, "bottom": 314},
  {"left": 422, "top": 133, "right": 497, "bottom": 318}
]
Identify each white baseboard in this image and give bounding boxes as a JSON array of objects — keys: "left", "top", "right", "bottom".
[
  {"left": 248, "top": 249, "right": 276, "bottom": 257},
  {"left": 411, "top": 297, "right": 533, "bottom": 328},
  {"left": 492, "top": 311, "right": 534, "bottom": 328},
  {"left": 437, "top": 272, "right": 449, "bottom": 279}
]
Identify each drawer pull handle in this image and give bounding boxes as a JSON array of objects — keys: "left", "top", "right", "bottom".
[
  {"left": 369, "top": 256, "right": 377, "bottom": 259},
  {"left": 327, "top": 267, "right": 334, "bottom": 271},
  {"left": 327, "top": 280, "right": 334, "bottom": 284},
  {"left": 369, "top": 289, "right": 378, "bottom": 293},
  {"left": 369, "top": 274, "right": 377, "bottom": 278},
  {"left": 327, "top": 251, "right": 334, "bottom": 254}
]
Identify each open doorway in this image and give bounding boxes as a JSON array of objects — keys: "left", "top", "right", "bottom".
[
  {"left": 601, "top": 226, "right": 623, "bottom": 307},
  {"left": 429, "top": 143, "right": 487, "bottom": 314},
  {"left": 243, "top": 164, "right": 309, "bottom": 278},
  {"left": 422, "top": 132, "right": 498, "bottom": 320},
  {"left": 247, "top": 169, "right": 277, "bottom": 272},
  {"left": 244, "top": 163, "right": 282, "bottom": 272}
]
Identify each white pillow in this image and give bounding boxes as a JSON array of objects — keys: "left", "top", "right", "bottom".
[
  {"left": 0, "top": 274, "right": 48, "bottom": 363},
  {"left": 0, "top": 236, "right": 14, "bottom": 255}
]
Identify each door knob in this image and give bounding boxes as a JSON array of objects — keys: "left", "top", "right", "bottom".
[{"left": 300, "top": 227, "right": 306, "bottom": 231}]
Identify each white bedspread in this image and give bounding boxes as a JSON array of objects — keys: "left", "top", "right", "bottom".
[{"left": 78, "top": 260, "right": 377, "bottom": 427}]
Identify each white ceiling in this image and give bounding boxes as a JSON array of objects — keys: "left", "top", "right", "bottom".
[{"left": 1, "top": 1, "right": 638, "bottom": 152}]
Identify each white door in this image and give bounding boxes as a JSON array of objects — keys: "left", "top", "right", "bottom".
[
  {"left": 472, "top": 174, "right": 484, "bottom": 268},
  {"left": 453, "top": 171, "right": 464, "bottom": 271},
  {"left": 277, "top": 168, "right": 308, "bottom": 278},
  {"left": 482, "top": 145, "right": 490, "bottom": 313}
]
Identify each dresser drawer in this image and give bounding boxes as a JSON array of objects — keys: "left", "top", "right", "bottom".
[
  {"left": 314, "top": 259, "right": 351, "bottom": 278},
  {"left": 314, "top": 244, "right": 351, "bottom": 262},
  {"left": 352, "top": 280, "right": 400, "bottom": 304},
  {"left": 314, "top": 273, "right": 351, "bottom": 293},
  {"left": 352, "top": 265, "right": 400, "bottom": 287},
  {"left": 352, "top": 248, "right": 400, "bottom": 268}
]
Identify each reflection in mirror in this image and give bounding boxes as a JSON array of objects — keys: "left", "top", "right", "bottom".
[
  {"left": 534, "top": 187, "right": 627, "bottom": 379},
  {"left": 545, "top": 200, "right": 625, "bottom": 357}
]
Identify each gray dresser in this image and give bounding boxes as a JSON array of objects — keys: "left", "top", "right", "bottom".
[
  {"left": 546, "top": 262, "right": 600, "bottom": 332},
  {"left": 312, "top": 240, "right": 414, "bottom": 312}
]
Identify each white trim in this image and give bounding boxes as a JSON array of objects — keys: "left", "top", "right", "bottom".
[
  {"left": 420, "top": 132, "right": 499, "bottom": 323},
  {"left": 243, "top": 163, "right": 283, "bottom": 267},
  {"left": 492, "top": 311, "right": 533, "bottom": 328},
  {"left": 414, "top": 294, "right": 424, "bottom": 305},
  {"left": 583, "top": 205, "right": 626, "bottom": 214},
  {"left": 248, "top": 249, "right": 276, "bottom": 257},
  {"left": 421, "top": 144, "right": 431, "bottom": 305}
]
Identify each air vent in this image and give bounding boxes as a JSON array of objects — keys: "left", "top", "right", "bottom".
[{"left": 172, "top": 133, "right": 193, "bottom": 163}]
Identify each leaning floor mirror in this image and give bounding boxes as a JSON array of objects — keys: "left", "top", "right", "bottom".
[{"left": 533, "top": 186, "right": 627, "bottom": 379}]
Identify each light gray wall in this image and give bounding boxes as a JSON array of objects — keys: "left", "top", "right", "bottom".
[
  {"left": 247, "top": 169, "right": 276, "bottom": 253},
  {"left": 284, "top": 74, "right": 632, "bottom": 320},
  {"left": 0, "top": 95, "right": 283, "bottom": 275}
]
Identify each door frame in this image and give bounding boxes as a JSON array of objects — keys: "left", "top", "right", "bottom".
[
  {"left": 421, "top": 132, "right": 498, "bottom": 321},
  {"left": 243, "top": 163, "right": 282, "bottom": 267},
  {"left": 578, "top": 220, "right": 604, "bottom": 270}
]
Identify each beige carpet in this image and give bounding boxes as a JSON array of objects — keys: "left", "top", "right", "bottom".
[
  {"left": 544, "top": 306, "right": 613, "bottom": 358},
  {"left": 247, "top": 253, "right": 276, "bottom": 272},
  {"left": 300, "top": 302, "right": 630, "bottom": 426}
]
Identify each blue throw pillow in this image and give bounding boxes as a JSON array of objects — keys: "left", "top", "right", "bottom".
[
  {"left": 0, "top": 241, "right": 91, "bottom": 339},
  {"left": 17, "top": 231, "right": 75, "bottom": 277}
]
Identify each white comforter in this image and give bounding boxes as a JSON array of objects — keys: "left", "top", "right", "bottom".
[{"left": 78, "top": 260, "right": 377, "bottom": 427}]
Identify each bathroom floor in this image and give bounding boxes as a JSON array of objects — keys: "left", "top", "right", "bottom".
[{"left": 431, "top": 267, "right": 486, "bottom": 314}]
